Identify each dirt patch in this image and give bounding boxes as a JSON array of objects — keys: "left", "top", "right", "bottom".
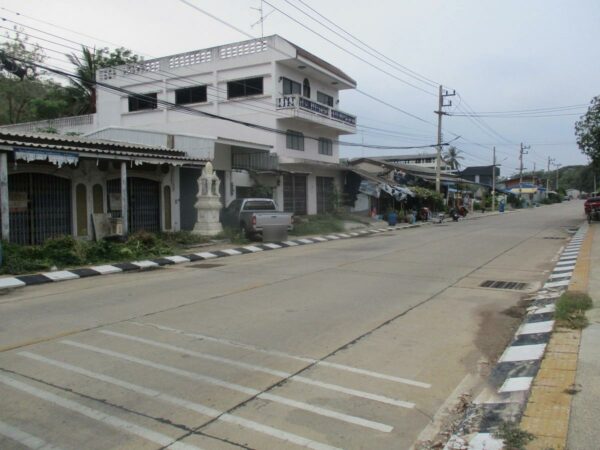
[{"left": 474, "top": 299, "right": 527, "bottom": 364}]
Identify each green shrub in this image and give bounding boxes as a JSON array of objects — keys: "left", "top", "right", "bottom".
[
  {"left": 493, "top": 422, "right": 535, "bottom": 450},
  {"left": 555, "top": 291, "right": 593, "bottom": 329}
]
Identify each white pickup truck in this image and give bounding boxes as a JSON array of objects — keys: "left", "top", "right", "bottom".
[{"left": 221, "top": 198, "right": 293, "bottom": 237}]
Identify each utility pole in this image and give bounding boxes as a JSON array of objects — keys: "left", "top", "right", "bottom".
[
  {"left": 435, "top": 85, "right": 456, "bottom": 193},
  {"left": 546, "top": 157, "right": 554, "bottom": 196},
  {"left": 555, "top": 163, "right": 562, "bottom": 191},
  {"left": 492, "top": 146, "right": 497, "bottom": 211},
  {"left": 518, "top": 143, "right": 530, "bottom": 200}
]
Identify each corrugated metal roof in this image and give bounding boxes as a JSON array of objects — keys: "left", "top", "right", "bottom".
[{"left": 0, "top": 130, "right": 208, "bottom": 163}]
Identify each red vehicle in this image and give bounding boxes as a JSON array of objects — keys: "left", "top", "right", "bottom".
[{"left": 584, "top": 196, "right": 600, "bottom": 223}]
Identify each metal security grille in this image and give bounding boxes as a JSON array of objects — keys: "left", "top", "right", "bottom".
[
  {"left": 316, "top": 176, "right": 335, "bottom": 214},
  {"left": 9, "top": 173, "right": 72, "bottom": 245},
  {"left": 107, "top": 177, "right": 160, "bottom": 233},
  {"left": 480, "top": 280, "right": 529, "bottom": 290},
  {"left": 283, "top": 174, "right": 307, "bottom": 215}
]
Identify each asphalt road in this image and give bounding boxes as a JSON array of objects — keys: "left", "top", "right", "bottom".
[{"left": 0, "top": 201, "right": 585, "bottom": 450}]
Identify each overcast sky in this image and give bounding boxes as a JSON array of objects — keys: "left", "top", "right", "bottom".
[{"left": 2, "top": 0, "right": 599, "bottom": 175}]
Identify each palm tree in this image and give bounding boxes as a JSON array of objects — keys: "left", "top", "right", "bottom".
[
  {"left": 444, "top": 146, "right": 464, "bottom": 171},
  {"left": 66, "top": 46, "right": 141, "bottom": 114},
  {"left": 66, "top": 46, "right": 99, "bottom": 114}
]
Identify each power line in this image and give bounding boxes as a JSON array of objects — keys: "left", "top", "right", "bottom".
[
  {"left": 294, "top": 0, "right": 440, "bottom": 88},
  {"left": 280, "top": 0, "right": 438, "bottom": 92},
  {"left": 3, "top": 53, "right": 451, "bottom": 151},
  {"left": 262, "top": 0, "right": 437, "bottom": 96}
]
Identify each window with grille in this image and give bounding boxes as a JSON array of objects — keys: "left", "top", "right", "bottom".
[
  {"left": 317, "top": 91, "right": 334, "bottom": 107},
  {"left": 286, "top": 130, "right": 304, "bottom": 151},
  {"left": 318, "top": 138, "right": 333, "bottom": 156},
  {"left": 128, "top": 92, "right": 158, "bottom": 112},
  {"left": 282, "top": 77, "right": 301, "bottom": 95},
  {"left": 175, "top": 86, "right": 207, "bottom": 105},
  {"left": 227, "top": 77, "right": 263, "bottom": 99}
]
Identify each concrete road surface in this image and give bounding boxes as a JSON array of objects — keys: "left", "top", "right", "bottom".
[{"left": 0, "top": 202, "right": 584, "bottom": 450}]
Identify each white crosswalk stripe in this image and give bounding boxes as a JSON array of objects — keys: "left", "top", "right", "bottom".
[
  {"left": 0, "top": 419, "right": 65, "bottom": 450},
  {"left": 61, "top": 340, "right": 394, "bottom": 432},
  {"left": 18, "top": 352, "right": 341, "bottom": 450},
  {"left": 0, "top": 374, "right": 203, "bottom": 450},
  {"left": 99, "top": 330, "right": 414, "bottom": 408},
  {"left": 132, "top": 322, "right": 431, "bottom": 388}
]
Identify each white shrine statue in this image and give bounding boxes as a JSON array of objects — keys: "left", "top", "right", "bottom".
[{"left": 192, "top": 162, "right": 223, "bottom": 236}]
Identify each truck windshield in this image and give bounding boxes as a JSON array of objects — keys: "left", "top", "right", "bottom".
[{"left": 243, "top": 201, "right": 276, "bottom": 211}]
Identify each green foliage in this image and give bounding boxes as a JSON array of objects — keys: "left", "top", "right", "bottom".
[
  {"left": 0, "top": 28, "right": 80, "bottom": 124},
  {"left": 555, "top": 291, "right": 593, "bottom": 329},
  {"left": 575, "top": 96, "right": 600, "bottom": 165},
  {"left": 411, "top": 186, "right": 444, "bottom": 211},
  {"left": 0, "top": 231, "right": 212, "bottom": 275},
  {"left": 289, "top": 214, "right": 345, "bottom": 236},
  {"left": 493, "top": 422, "right": 535, "bottom": 450},
  {"left": 218, "top": 227, "right": 250, "bottom": 244},
  {"left": 443, "top": 145, "right": 464, "bottom": 171},
  {"left": 67, "top": 46, "right": 141, "bottom": 114}
]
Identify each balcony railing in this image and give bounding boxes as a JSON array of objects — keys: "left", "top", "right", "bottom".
[{"left": 276, "top": 95, "right": 356, "bottom": 126}]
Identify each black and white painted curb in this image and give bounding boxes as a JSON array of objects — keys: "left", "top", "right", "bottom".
[
  {"left": 444, "top": 224, "right": 587, "bottom": 450},
  {"left": 0, "top": 223, "right": 431, "bottom": 292}
]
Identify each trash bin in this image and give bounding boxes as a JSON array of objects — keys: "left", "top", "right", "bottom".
[
  {"left": 387, "top": 212, "right": 398, "bottom": 226},
  {"left": 262, "top": 224, "right": 288, "bottom": 242}
]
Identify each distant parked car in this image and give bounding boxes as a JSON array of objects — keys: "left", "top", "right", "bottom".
[{"left": 221, "top": 198, "right": 293, "bottom": 237}]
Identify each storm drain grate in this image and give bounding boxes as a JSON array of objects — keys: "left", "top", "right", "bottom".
[
  {"left": 188, "top": 263, "right": 224, "bottom": 269},
  {"left": 480, "top": 280, "right": 529, "bottom": 290},
  {"left": 542, "top": 237, "right": 566, "bottom": 240}
]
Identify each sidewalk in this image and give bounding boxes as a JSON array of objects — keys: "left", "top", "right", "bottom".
[{"left": 567, "top": 223, "right": 600, "bottom": 449}]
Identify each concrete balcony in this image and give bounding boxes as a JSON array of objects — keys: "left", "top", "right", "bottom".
[{"left": 275, "top": 95, "right": 356, "bottom": 134}]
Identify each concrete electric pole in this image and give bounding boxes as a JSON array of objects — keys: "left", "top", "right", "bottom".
[
  {"left": 555, "top": 163, "right": 562, "bottom": 191},
  {"left": 518, "top": 143, "right": 530, "bottom": 199},
  {"left": 435, "top": 85, "right": 456, "bottom": 193},
  {"left": 546, "top": 157, "right": 554, "bottom": 195},
  {"left": 492, "top": 146, "right": 497, "bottom": 211}
]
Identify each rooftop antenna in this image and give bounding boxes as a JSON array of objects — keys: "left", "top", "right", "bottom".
[{"left": 251, "top": 0, "right": 274, "bottom": 40}]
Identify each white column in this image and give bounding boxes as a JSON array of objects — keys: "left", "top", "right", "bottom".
[
  {"left": 121, "top": 161, "right": 128, "bottom": 236},
  {"left": 0, "top": 152, "right": 9, "bottom": 241}
]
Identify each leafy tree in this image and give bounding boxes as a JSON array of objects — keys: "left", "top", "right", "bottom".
[
  {"left": 67, "top": 46, "right": 141, "bottom": 113},
  {"left": 0, "top": 28, "right": 79, "bottom": 124},
  {"left": 575, "top": 96, "right": 600, "bottom": 164},
  {"left": 443, "top": 145, "right": 464, "bottom": 170}
]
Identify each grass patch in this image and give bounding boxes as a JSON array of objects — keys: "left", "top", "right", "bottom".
[
  {"left": 493, "top": 422, "right": 535, "bottom": 450},
  {"left": 555, "top": 291, "right": 593, "bottom": 329},
  {"left": 0, "top": 231, "right": 217, "bottom": 275},
  {"left": 289, "top": 214, "right": 346, "bottom": 236}
]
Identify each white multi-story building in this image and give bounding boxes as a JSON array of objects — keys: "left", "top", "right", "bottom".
[
  {"left": 95, "top": 35, "right": 356, "bottom": 220},
  {"left": 0, "top": 35, "right": 357, "bottom": 232}
]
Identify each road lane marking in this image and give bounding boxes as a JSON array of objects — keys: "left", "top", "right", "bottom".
[
  {"left": 0, "top": 374, "right": 202, "bottom": 450},
  {"left": 99, "top": 331, "right": 414, "bottom": 408},
  {"left": 544, "top": 280, "right": 570, "bottom": 288},
  {"left": 133, "top": 322, "right": 431, "bottom": 388},
  {"left": 61, "top": 340, "right": 393, "bottom": 432},
  {"left": 18, "top": 352, "right": 341, "bottom": 450},
  {"left": 0, "top": 420, "right": 64, "bottom": 450}
]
